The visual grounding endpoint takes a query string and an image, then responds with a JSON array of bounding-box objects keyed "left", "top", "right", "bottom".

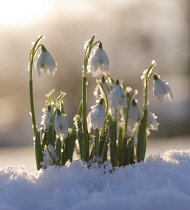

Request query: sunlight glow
[{"left": 0, "top": 0, "right": 52, "bottom": 25}]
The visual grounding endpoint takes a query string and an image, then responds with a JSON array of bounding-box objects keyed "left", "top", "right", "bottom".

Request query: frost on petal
[
  {"left": 88, "top": 47, "right": 109, "bottom": 77},
  {"left": 41, "top": 112, "right": 52, "bottom": 130},
  {"left": 88, "top": 104, "right": 106, "bottom": 130},
  {"left": 110, "top": 85, "right": 126, "bottom": 110},
  {"left": 147, "top": 111, "right": 159, "bottom": 131},
  {"left": 93, "top": 84, "right": 101, "bottom": 99},
  {"left": 54, "top": 115, "right": 68, "bottom": 139}
]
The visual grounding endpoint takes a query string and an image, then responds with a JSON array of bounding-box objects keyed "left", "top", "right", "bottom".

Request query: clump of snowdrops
[{"left": 28, "top": 35, "right": 173, "bottom": 170}]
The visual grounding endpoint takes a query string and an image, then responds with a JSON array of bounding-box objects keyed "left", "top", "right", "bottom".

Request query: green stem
[
  {"left": 82, "top": 35, "right": 96, "bottom": 162},
  {"left": 109, "top": 115, "right": 117, "bottom": 167},
  {"left": 137, "top": 62, "right": 155, "bottom": 162},
  {"left": 95, "top": 129, "right": 99, "bottom": 157},
  {"left": 29, "top": 60, "right": 37, "bottom": 134},
  {"left": 56, "top": 138, "right": 61, "bottom": 166},
  {"left": 118, "top": 126, "right": 124, "bottom": 166},
  {"left": 29, "top": 36, "right": 44, "bottom": 170},
  {"left": 34, "top": 130, "right": 43, "bottom": 170},
  {"left": 82, "top": 76, "right": 89, "bottom": 161}
]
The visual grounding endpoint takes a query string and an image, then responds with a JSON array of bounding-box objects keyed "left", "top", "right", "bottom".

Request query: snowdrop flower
[
  {"left": 128, "top": 100, "right": 142, "bottom": 127},
  {"left": 147, "top": 111, "right": 159, "bottom": 131},
  {"left": 41, "top": 106, "right": 52, "bottom": 130},
  {"left": 153, "top": 74, "right": 173, "bottom": 103},
  {"left": 36, "top": 45, "right": 57, "bottom": 76},
  {"left": 88, "top": 43, "right": 109, "bottom": 77},
  {"left": 110, "top": 80, "right": 126, "bottom": 110},
  {"left": 54, "top": 109, "right": 68, "bottom": 139},
  {"left": 87, "top": 98, "right": 106, "bottom": 131}
]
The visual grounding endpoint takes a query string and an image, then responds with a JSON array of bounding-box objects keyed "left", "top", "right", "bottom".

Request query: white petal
[
  {"left": 153, "top": 79, "right": 166, "bottom": 103},
  {"left": 110, "top": 85, "right": 126, "bottom": 109},
  {"left": 36, "top": 51, "right": 57, "bottom": 76},
  {"left": 128, "top": 106, "right": 142, "bottom": 126},
  {"left": 88, "top": 47, "right": 109, "bottom": 77},
  {"left": 165, "top": 83, "right": 173, "bottom": 101},
  {"left": 154, "top": 78, "right": 173, "bottom": 103},
  {"left": 54, "top": 115, "right": 68, "bottom": 139},
  {"left": 147, "top": 111, "right": 159, "bottom": 131},
  {"left": 87, "top": 104, "right": 106, "bottom": 130},
  {"left": 92, "top": 68, "right": 103, "bottom": 77}
]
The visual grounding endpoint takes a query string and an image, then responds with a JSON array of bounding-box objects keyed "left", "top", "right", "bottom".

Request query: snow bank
[{"left": 0, "top": 149, "right": 190, "bottom": 210}]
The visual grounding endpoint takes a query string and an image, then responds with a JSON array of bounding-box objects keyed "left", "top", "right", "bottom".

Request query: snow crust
[{"left": 1, "top": 149, "right": 190, "bottom": 210}]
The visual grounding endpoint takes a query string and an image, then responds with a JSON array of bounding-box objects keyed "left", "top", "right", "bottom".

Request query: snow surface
[{"left": 0, "top": 149, "right": 190, "bottom": 210}]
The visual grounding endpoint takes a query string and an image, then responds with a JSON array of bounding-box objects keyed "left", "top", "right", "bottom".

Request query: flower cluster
[{"left": 28, "top": 35, "right": 173, "bottom": 170}]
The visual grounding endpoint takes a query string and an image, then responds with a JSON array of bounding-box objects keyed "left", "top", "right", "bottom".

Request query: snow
[{"left": 1, "top": 150, "right": 190, "bottom": 210}]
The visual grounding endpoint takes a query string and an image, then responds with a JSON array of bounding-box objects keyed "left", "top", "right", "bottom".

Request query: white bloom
[
  {"left": 128, "top": 100, "right": 142, "bottom": 127},
  {"left": 87, "top": 101, "right": 106, "bottom": 131},
  {"left": 54, "top": 111, "right": 68, "bottom": 139},
  {"left": 36, "top": 46, "right": 57, "bottom": 76},
  {"left": 88, "top": 44, "right": 109, "bottom": 77},
  {"left": 147, "top": 111, "right": 159, "bottom": 131},
  {"left": 153, "top": 75, "right": 173, "bottom": 103},
  {"left": 41, "top": 111, "right": 52, "bottom": 130},
  {"left": 110, "top": 81, "right": 126, "bottom": 110}
]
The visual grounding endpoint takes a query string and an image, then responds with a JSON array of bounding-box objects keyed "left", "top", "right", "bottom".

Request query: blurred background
[{"left": 0, "top": 0, "right": 189, "bottom": 169}]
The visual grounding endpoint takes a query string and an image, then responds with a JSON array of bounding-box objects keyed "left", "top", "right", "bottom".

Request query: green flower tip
[
  {"left": 56, "top": 109, "right": 62, "bottom": 115},
  {"left": 99, "top": 98, "right": 104, "bottom": 105},
  {"left": 116, "top": 80, "right": 120, "bottom": 85},
  {"left": 41, "top": 45, "right": 47, "bottom": 52},
  {"left": 38, "top": 35, "right": 45, "bottom": 39},
  {"left": 132, "top": 99, "right": 137, "bottom": 106},
  {"left": 48, "top": 105, "right": 52, "bottom": 112},
  {"left": 98, "top": 42, "right": 103, "bottom": 49},
  {"left": 101, "top": 75, "right": 105, "bottom": 83},
  {"left": 153, "top": 74, "right": 160, "bottom": 81}
]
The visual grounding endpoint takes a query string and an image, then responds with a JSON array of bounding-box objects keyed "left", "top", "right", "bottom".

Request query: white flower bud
[
  {"left": 36, "top": 46, "right": 57, "bottom": 76},
  {"left": 128, "top": 100, "right": 142, "bottom": 127},
  {"left": 110, "top": 81, "right": 126, "bottom": 110},
  {"left": 87, "top": 100, "right": 106, "bottom": 131},
  {"left": 147, "top": 111, "right": 159, "bottom": 131},
  {"left": 153, "top": 74, "right": 173, "bottom": 103},
  {"left": 54, "top": 110, "right": 68, "bottom": 139},
  {"left": 87, "top": 43, "right": 109, "bottom": 77}
]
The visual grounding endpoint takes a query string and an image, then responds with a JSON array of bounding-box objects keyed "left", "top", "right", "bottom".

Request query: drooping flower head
[
  {"left": 54, "top": 109, "right": 68, "bottom": 139},
  {"left": 110, "top": 80, "right": 126, "bottom": 110},
  {"left": 36, "top": 45, "right": 57, "bottom": 76},
  {"left": 88, "top": 42, "right": 109, "bottom": 77},
  {"left": 153, "top": 74, "right": 173, "bottom": 103},
  {"left": 128, "top": 99, "right": 142, "bottom": 127},
  {"left": 87, "top": 98, "right": 106, "bottom": 131}
]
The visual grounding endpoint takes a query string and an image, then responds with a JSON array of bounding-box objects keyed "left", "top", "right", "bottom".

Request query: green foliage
[{"left": 29, "top": 36, "right": 163, "bottom": 170}]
